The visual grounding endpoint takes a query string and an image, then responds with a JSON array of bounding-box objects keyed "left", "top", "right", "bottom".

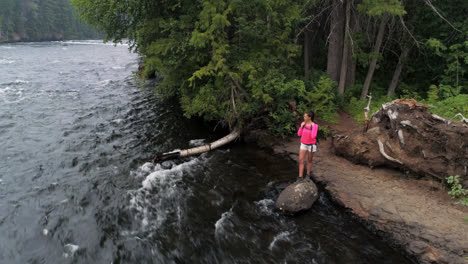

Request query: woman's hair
[{"left": 306, "top": 111, "right": 315, "bottom": 121}]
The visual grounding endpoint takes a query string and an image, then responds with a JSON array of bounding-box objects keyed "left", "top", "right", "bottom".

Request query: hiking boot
[{"left": 296, "top": 176, "right": 304, "bottom": 182}]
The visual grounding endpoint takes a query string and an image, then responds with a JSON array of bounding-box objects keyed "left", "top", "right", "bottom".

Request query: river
[{"left": 0, "top": 41, "right": 414, "bottom": 263}]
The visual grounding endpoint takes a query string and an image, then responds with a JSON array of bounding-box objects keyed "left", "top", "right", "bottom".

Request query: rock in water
[{"left": 275, "top": 179, "right": 319, "bottom": 213}]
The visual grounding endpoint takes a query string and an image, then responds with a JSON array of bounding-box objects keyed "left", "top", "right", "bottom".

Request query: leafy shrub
[
  {"left": 302, "top": 72, "right": 338, "bottom": 123},
  {"left": 343, "top": 95, "right": 394, "bottom": 122},
  {"left": 425, "top": 94, "right": 468, "bottom": 119},
  {"left": 343, "top": 84, "right": 363, "bottom": 102},
  {"left": 399, "top": 82, "right": 424, "bottom": 101},
  {"left": 446, "top": 175, "right": 468, "bottom": 207}
]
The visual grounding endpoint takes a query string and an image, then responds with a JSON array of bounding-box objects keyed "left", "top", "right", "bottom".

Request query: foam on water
[
  {"left": 140, "top": 157, "right": 201, "bottom": 189},
  {"left": 0, "top": 86, "right": 25, "bottom": 103},
  {"left": 63, "top": 244, "right": 79, "bottom": 258},
  {"left": 0, "top": 59, "right": 14, "bottom": 64},
  {"left": 254, "top": 198, "right": 275, "bottom": 215},
  {"left": 214, "top": 209, "right": 234, "bottom": 240},
  {"left": 268, "top": 231, "right": 291, "bottom": 250},
  {"left": 97, "top": 80, "right": 113, "bottom": 87},
  {"left": 189, "top": 139, "right": 206, "bottom": 147},
  {"left": 1, "top": 79, "right": 30, "bottom": 86},
  {"left": 127, "top": 156, "right": 207, "bottom": 233},
  {"left": 111, "top": 119, "right": 124, "bottom": 124}
]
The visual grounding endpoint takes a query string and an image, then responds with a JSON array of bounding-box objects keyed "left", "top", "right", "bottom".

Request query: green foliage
[
  {"left": 71, "top": 0, "right": 467, "bottom": 138},
  {"left": 358, "top": 0, "right": 406, "bottom": 16},
  {"left": 302, "top": 73, "right": 338, "bottom": 123},
  {"left": 73, "top": 0, "right": 307, "bottom": 135},
  {"left": 317, "top": 125, "right": 331, "bottom": 139},
  {"left": 399, "top": 83, "right": 424, "bottom": 101},
  {"left": 425, "top": 94, "right": 468, "bottom": 119},
  {"left": 426, "top": 38, "right": 447, "bottom": 56},
  {"left": 464, "top": 215, "right": 468, "bottom": 225},
  {"left": 446, "top": 176, "right": 468, "bottom": 207},
  {"left": 343, "top": 96, "right": 394, "bottom": 122},
  {"left": 427, "top": 38, "right": 468, "bottom": 90}
]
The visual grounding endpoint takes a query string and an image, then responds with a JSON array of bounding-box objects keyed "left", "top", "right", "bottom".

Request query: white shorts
[{"left": 300, "top": 143, "right": 317, "bottom": 152}]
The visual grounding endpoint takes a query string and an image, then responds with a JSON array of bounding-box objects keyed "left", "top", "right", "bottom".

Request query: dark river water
[{"left": 0, "top": 41, "right": 414, "bottom": 264}]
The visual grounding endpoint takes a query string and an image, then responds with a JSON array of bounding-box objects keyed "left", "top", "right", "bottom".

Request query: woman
[{"left": 297, "top": 111, "right": 318, "bottom": 180}]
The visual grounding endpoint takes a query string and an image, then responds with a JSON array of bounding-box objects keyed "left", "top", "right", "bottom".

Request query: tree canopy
[{"left": 72, "top": 0, "right": 468, "bottom": 136}]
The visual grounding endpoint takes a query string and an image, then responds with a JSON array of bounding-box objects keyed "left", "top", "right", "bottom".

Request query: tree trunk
[
  {"left": 360, "top": 15, "right": 388, "bottom": 99},
  {"left": 338, "top": 0, "right": 351, "bottom": 95},
  {"left": 304, "top": 28, "right": 311, "bottom": 78},
  {"left": 346, "top": 7, "right": 359, "bottom": 89},
  {"left": 346, "top": 44, "right": 356, "bottom": 88},
  {"left": 387, "top": 46, "right": 410, "bottom": 96},
  {"left": 152, "top": 129, "right": 241, "bottom": 162},
  {"left": 327, "top": 0, "right": 345, "bottom": 82}
]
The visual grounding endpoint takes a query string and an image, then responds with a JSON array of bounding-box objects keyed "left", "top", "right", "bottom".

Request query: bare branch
[
  {"left": 399, "top": 16, "right": 421, "bottom": 48},
  {"left": 296, "top": 4, "right": 333, "bottom": 43},
  {"left": 229, "top": 73, "right": 248, "bottom": 97},
  {"left": 422, "top": 0, "right": 462, "bottom": 33}
]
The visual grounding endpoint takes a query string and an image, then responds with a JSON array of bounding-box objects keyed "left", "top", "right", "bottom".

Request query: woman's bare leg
[
  {"left": 299, "top": 149, "right": 307, "bottom": 177},
  {"left": 306, "top": 151, "right": 314, "bottom": 176}
]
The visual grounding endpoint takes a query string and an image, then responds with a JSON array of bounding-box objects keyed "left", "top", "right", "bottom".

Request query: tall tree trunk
[
  {"left": 327, "top": 0, "right": 345, "bottom": 82},
  {"left": 338, "top": 0, "right": 351, "bottom": 95},
  {"left": 360, "top": 15, "right": 388, "bottom": 99},
  {"left": 387, "top": 46, "right": 410, "bottom": 96},
  {"left": 346, "top": 6, "right": 359, "bottom": 89},
  {"left": 346, "top": 44, "right": 356, "bottom": 88},
  {"left": 304, "top": 28, "right": 311, "bottom": 78}
]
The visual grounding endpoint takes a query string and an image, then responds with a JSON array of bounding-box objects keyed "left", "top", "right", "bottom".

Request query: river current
[{"left": 0, "top": 41, "right": 414, "bottom": 263}]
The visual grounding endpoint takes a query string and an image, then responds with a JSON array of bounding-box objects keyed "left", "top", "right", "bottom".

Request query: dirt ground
[{"left": 273, "top": 113, "right": 468, "bottom": 264}]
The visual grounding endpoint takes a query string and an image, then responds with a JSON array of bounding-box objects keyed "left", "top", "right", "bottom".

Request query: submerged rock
[{"left": 275, "top": 178, "right": 319, "bottom": 213}]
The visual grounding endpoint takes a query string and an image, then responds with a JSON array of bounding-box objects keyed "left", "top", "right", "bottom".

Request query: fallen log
[{"left": 151, "top": 128, "right": 241, "bottom": 163}]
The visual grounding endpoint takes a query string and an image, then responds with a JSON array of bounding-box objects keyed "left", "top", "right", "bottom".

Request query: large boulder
[
  {"left": 275, "top": 178, "right": 319, "bottom": 213},
  {"left": 333, "top": 99, "right": 468, "bottom": 186}
]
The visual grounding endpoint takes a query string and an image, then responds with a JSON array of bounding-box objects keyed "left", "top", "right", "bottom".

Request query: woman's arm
[
  {"left": 298, "top": 122, "right": 305, "bottom": 136},
  {"left": 310, "top": 124, "right": 318, "bottom": 139}
]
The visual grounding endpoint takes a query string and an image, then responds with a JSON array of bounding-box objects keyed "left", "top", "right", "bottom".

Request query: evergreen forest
[
  {"left": 0, "top": 0, "right": 101, "bottom": 42},
  {"left": 73, "top": 0, "right": 468, "bottom": 136}
]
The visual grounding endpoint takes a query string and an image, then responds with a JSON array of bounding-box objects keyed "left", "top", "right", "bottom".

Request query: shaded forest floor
[{"left": 273, "top": 112, "right": 468, "bottom": 264}]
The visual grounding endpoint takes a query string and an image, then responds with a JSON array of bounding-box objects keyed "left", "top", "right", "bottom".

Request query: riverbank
[{"left": 269, "top": 115, "right": 468, "bottom": 264}]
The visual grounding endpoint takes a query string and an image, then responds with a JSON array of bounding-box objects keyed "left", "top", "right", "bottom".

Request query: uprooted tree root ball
[{"left": 332, "top": 99, "right": 468, "bottom": 187}]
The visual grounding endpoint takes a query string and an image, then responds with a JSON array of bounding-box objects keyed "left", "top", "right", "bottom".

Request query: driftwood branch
[
  {"left": 378, "top": 139, "right": 403, "bottom": 164},
  {"left": 450, "top": 113, "right": 468, "bottom": 124},
  {"left": 364, "top": 94, "right": 372, "bottom": 132},
  {"left": 152, "top": 129, "right": 241, "bottom": 162}
]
